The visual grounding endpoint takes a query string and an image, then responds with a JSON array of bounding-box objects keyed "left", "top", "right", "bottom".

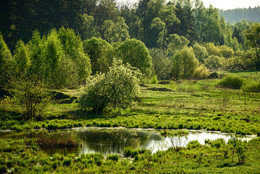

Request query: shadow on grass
[
  {"left": 65, "top": 110, "right": 116, "bottom": 120},
  {"left": 0, "top": 108, "right": 22, "bottom": 121}
]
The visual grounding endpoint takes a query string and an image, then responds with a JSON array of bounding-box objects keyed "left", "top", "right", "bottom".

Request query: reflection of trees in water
[
  {"left": 41, "top": 146, "right": 80, "bottom": 156},
  {"left": 77, "top": 129, "right": 151, "bottom": 155}
]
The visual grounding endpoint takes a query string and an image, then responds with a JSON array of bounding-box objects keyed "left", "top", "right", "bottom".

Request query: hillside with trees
[{"left": 220, "top": 6, "right": 260, "bottom": 23}]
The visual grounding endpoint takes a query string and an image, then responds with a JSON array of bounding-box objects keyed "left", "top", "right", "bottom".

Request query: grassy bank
[{"left": 1, "top": 71, "right": 259, "bottom": 135}]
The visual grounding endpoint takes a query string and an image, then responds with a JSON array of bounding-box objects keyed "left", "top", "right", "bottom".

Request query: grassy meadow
[{"left": 0, "top": 71, "right": 260, "bottom": 173}]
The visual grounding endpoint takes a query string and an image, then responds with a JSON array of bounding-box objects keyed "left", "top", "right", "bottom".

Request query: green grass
[{"left": 0, "top": 71, "right": 260, "bottom": 173}]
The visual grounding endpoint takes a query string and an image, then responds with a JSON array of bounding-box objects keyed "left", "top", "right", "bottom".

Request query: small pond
[{"left": 42, "top": 128, "right": 255, "bottom": 156}]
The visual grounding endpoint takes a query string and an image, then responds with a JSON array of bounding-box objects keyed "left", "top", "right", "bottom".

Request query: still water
[{"left": 43, "top": 128, "right": 254, "bottom": 156}]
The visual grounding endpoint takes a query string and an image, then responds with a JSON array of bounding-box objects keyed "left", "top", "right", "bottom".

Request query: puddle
[{"left": 40, "top": 128, "right": 255, "bottom": 156}]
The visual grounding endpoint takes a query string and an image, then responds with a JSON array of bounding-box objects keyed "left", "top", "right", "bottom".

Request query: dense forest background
[
  {"left": 0, "top": 0, "right": 259, "bottom": 50},
  {"left": 0, "top": 0, "right": 259, "bottom": 91}
]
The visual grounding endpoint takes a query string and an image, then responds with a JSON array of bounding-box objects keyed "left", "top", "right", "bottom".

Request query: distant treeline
[{"left": 220, "top": 6, "right": 260, "bottom": 24}]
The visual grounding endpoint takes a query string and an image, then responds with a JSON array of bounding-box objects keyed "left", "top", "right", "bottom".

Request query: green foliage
[
  {"left": 228, "top": 137, "right": 247, "bottom": 164},
  {"left": 167, "top": 34, "right": 189, "bottom": 53},
  {"left": 107, "top": 155, "right": 119, "bottom": 162},
  {"left": 149, "top": 48, "right": 171, "bottom": 80},
  {"left": 171, "top": 47, "right": 199, "bottom": 80},
  {"left": 13, "top": 40, "right": 31, "bottom": 76},
  {"left": 28, "top": 30, "right": 45, "bottom": 81},
  {"left": 193, "top": 64, "right": 210, "bottom": 79},
  {"left": 205, "top": 43, "right": 221, "bottom": 56},
  {"left": 193, "top": 43, "right": 208, "bottom": 63},
  {"left": 124, "top": 147, "right": 141, "bottom": 158},
  {"left": 205, "top": 55, "right": 222, "bottom": 70},
  {"left": 8, "top": 77, "right": 51, "bottom": 120},
  {"left": 244, "top": 23, "right": 260, "bottom": 70},
  {"left": 219, "top": 45, "right": 234, "bottom": 58},
  {"left": 217, "top": 75, "right": 244, "bottom": 89},
  {"left": 242, "top": 81, "right": 260, "bottom": 93},
  {"left": 63, "top": 158, "right": 72, "bottom": 166},
  {"left": 157, "top": 4, "right": 180, "bottom": 50},
  {"left": 79, "top": 59, "right": 141, "bottom": 113},
  {"left": 206, "top": 139, "right": 226, "bottom": 148},
  {"left": 115, "top": 38, "right": 153, "bottom": 77},
  {"left": 101, "top": 17, "right": 130, "bottom": 43},
  {"left": 0, "top": 33, "right": 14, "bottom": 88},
  {"left": 43, "top": 29, "right": 63, "bottom": 88},
  {"left": 187, "top": 140, "right": 202, "bottom": 149},
  {"left": 58, "top": 27, "right": 92, "bottom": 85},
  {"left": 83, "top": 37, "right": 113, "bottom": 74},
  {"left": 78, "top": 13, "right": 100, "bottom": 40}
]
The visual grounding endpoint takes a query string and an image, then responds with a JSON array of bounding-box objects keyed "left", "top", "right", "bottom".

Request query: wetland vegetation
[{"left": 1, "top": 0, "right": 260, "bottom": 173}]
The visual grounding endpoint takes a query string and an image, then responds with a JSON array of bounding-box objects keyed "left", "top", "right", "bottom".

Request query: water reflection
[{"left": 41, "top": 128, "right": 255, "bottom": 156}]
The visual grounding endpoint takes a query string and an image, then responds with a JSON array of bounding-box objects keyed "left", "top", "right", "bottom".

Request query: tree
[
  {"left": 115, "top": 38, "right": 153, "bottom": 77},
  {"left": 156, "top": 4, "right": 180, "bottom": 50},
  {"left": 78, "top": 13, "right": 100, "bottom": 40},
  {"left": 205, "top": 43, "right": 221, "bottom": 56},
  {"left": 83, "top": 37, "right": 113, "bottom": 74},
  {"left": 169, "top": 0, "right": 197, "bottom": 44},
  {"left": 79, "top": 59, "right": 141, "bottom": 113},
  {"left": 8, "top": 77, "right": 51, "bottom": 120},
  {"left": 193, "top": 43, "right": 208, "bottom": 63},
  {"left": 43, "top": 29, "right": 63, "bottom": 88},
  {"left": 13, "top": 40, "right": 31, "bottom": 76},
  {"left": 194, "top": 3, "right": 224, "bottom": 44},
  {"left": 219, "top": 45, "right": 234, "bottom": 58},
  {"left": 28, "top": 30, "right": 45, "bottom": 81},
  {"left": 0, "top": 33, "right": 14, "bottom": 88},
  {"left": 58, "top": 27, "right": 92, "bottom": 85},
  {"left": 171, "top": 47, "right": 198, "bottom": 80},
  {"left": 244, "top": 23, "right": 260, "bottom": 70},
  {"left": 167, "top": 34, "right": 189, "bottom": 54},
  {"left": 205, "top": 55, "right": 222, "bottom": 70},
  {"left": 101, "top": 17, "right": 130, "bottom": 43},
  {"left": 149, "top": 48, "right": 171, "bottom": 80}
]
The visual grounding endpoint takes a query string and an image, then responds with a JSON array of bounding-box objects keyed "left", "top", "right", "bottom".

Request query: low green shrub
[
  {"left": 107, "top": 155, "right": 119, "bottom": 162},
  {"left": 187, "top": 140, "right": 202, "bottom": 149},
  {"left": 208, "top": 139, "right": 226, "bottom": 148},
  {"left": 0, "top": 165, "right": 7, "bottom": 173},
  {"left": 217, "top": 75, "right": 244, "bottom": 89},
  {"left": 242, "top": 81, "right": 260, "bottom": 93},
  {"left": 63, "top": 158, "right": 72, "bottom": 166}
]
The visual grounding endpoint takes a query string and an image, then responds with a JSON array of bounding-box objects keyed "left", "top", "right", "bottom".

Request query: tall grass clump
[
  {"left": 242, "top": 81, "right": 260, "bottom": 93},
  {"left": 217, "top": 75, "right": 244, "bottom": 89},
  {"left": 36, "top": 131, "right": 80, "bottom": 148}
]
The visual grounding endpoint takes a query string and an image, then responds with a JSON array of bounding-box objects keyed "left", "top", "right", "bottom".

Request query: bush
[
  {"left": 242, "top": 81, "right": 260, "bottom": 93},
  {"left": 8, "top": 77, "right": 52, "bottom": 120},
  {"left": 208, "top": 139, "right": 225, "bottom": 148},
  {"left": 217, "top": 75, "right": 244, "bottom": 89},
  {"left": 107, "top": 155, "right": 119, "bottom": 162},
  {"left": 115, "top": 39, "right": 153, "bottom": 77},
  {"left": 205, "top": 55, "right": 222, "bottom": 70},
  {"left": 63, "top": 158, "right": 72, "bottom": 166},
  {"left": 193, "top": 65, "right": 210, "bottom": 79},
  {"left": 187, "top": 140, "right": 202, "bottom": 149},
  {"left": 79, "top": 59, "right": 141, "bottom": 113},
  {"left": 149, "top": 48, "right": 172, "bottom": 80}
]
